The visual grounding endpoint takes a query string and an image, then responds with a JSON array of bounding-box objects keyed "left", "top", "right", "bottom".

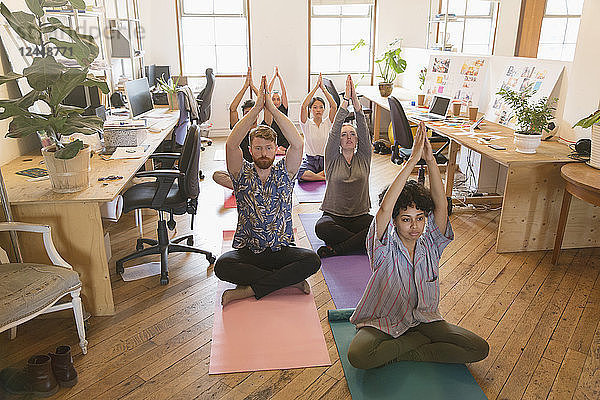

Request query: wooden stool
[{"left": 552, "top": 163, "right": 600, "bottom": 264}]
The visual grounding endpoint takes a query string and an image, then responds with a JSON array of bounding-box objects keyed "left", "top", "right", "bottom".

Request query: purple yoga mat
[
  {"left": 294, "top": 181, "right": 327, "bottom": 203},
  {"left": 299, "top": 213, "right": 372, "bottom": 309}
]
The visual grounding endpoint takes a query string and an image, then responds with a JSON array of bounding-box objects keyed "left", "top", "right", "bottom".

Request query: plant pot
[
  {"left": 513, "top": 132, "right": 542, "bottom": 154},
  {"left": 42, "top": 144, "right": 91, "bottom": 193},
  {"left": 168, "top": 92, "right": 177, "bottom": 111},
  {"left": 378, "top": 82, "right": 393, "bottom": 97},
  {"left": 591, "top": 123, "right": 600, "bottom": 169}
]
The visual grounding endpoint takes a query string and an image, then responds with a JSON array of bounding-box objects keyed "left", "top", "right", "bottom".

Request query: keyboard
[
  {"left": 413, "top": 113, "right": 446, "bottom": 121},
  {"left": 147, "top": 119, "right": 175, "bottom": 132}
]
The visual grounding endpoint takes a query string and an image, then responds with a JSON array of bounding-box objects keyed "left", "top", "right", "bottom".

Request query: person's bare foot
[
  {"left": 221, "top": 285, "right": 255, "bottom": 306},
  {"left": 291, "top": 280, "right": 311, "bottom": 294}
]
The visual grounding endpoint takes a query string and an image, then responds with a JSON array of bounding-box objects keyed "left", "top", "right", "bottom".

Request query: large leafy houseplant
[
  {"left": 375, "top": 38, "right": 407, "bottom": 84},
  {"left": 573, "top": 109, "right": 600, "bottom": 129},
  {"left": 496, "top": 85, "right": 556, "bottom": 135},
  {"left": 0, "top": 0, "right": 109, "bottom": 160}
]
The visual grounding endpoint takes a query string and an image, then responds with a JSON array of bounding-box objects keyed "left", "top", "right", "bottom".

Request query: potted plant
[
  {"left": 0, "top": 0, "right": 109, "bottom": 193},
  {"left": 418, "top": 67, "right": 427, "bottom": 91},
  {"left": 156, "top": 75, "right": 180, "bottom": 111},
  {"left": 574, "top": 109, "right": 600, "bottom": 168},
  {"left": 375, "top": 38, "right": 406, "bottom": 97},
  {"left": 497, "top": 85, "right": 557, "bottom": 154}
]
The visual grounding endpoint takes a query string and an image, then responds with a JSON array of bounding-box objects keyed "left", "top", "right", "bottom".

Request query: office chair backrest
[
  {"left": 178, "top": 124, "right": 201, "bottom": 200},
  {"left": 197, "top": 68, "right": 215, "bottom": 124},
  {"left": 322, "top": 77, "right": 340, "bottom": 107},
  {"left": 174, "top": 90, "right": 190, "bottom": 146},
  {"left": 388, "top": 96, "right": 414, "bottom": 149}
]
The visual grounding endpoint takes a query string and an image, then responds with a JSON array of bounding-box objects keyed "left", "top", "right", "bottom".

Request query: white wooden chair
[{"left": 0, "top": 222, "right": 88, "bottom": 354}]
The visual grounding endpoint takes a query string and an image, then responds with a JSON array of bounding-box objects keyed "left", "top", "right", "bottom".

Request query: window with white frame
[
  {"left": 434, "top": 0, "right": 498, "bottom": 55},
  {"left": 310, "top": 1, "right": 374, "bottom": 74},
  {"left": 179, "top": 0, "right": 249, "bottom": 76},
  {"left": 537, "top": 0, "right": 582, "bottom": 61}
]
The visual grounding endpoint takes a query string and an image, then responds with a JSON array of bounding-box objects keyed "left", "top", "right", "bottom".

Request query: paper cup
[{"left": 468, "top": 106, "right": 479, "bottom": 121}]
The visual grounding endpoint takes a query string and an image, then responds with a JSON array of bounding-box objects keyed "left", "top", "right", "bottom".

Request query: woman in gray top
[{"left": 315, "top": 75, "right": 373, "bottom": 258}]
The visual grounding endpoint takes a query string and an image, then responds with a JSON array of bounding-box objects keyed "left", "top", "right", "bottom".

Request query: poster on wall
[
  {"left": 485, "top": 63, "right": 564, "bottom": 129},
  {"left": 423, "top": 55, "right": 488, "bottom": 108}
]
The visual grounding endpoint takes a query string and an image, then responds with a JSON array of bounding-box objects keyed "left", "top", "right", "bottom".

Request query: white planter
[
  {"left": 591, "top": 124, "right": 600, "bottom": 169},
  {"left": 514, "top": 132, "right": 542, "bottom": 154},
  {"left": 42, "top": 144, "right": 91, "bottom": 193}
]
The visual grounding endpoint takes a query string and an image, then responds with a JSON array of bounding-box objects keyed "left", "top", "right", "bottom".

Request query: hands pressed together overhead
[
  {"left": 343, "top": 74, "right": 361, "bottom": 111},
  {"left": 254, "top": 75, "right": 277, "bottom": 113},
  {"left": 408, "top": 122, "right": 435, "bottom": 164}
]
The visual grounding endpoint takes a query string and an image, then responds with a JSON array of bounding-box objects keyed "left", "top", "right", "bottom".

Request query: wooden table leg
[
  {"left": 445, "top": 140, "right": 460, "bottom": 198},
  {"left": 373, "top": 103, "right": 381, "bottom": 142},
  {"left": 552, "top": 187, "right": 573, "bottom": 265}
]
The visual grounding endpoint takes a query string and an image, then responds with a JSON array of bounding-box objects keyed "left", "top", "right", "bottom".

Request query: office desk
[
  {"left": 1, "top": 111, "right": 179, "bottom": 315},
  {"left": 357, "top": 85, "right": 600, "bottom": 253}
]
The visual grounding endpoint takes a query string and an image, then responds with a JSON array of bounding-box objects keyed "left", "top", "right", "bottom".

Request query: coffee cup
[
  {"left": 417, "top": 94, "right": 425, "bottom": 107},
  {"left": 452, "top": 102, "right": 461, "bottom": 116},
  {"left": 468, "top": 106, "right": 478, "bottom": 121}
]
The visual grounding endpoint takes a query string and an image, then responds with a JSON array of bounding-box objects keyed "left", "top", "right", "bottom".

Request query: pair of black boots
[{"left": 0, "top": 345, "right": 78, "bottom": 398}]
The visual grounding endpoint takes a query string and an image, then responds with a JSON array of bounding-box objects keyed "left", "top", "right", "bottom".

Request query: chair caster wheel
[
  {"left": 160, "top": 275, "right": 169, "bottom": 285},
  {"left": 187, "top": 237, "right": 194, "bottom": 246},
  {"left": 208, "top": 255, "right": 216, "bottom": 264},
  {"left": 167, "top": 220, "right": 176, "bottom": 230},
  {"left": 136, "top": 241, "right": 144, "bottom": 251},
  {"left": 116, "top": 263, "right": 124, "bottom": 274}
]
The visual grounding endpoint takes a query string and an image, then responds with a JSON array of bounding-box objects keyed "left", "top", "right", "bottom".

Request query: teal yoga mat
[{"left": 328, "top": 309, "right": 487, "bottom": 400}]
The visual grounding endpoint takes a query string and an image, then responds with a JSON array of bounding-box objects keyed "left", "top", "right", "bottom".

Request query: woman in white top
[{"left": 298, "top": 73, "right": 337, "bottom": 181}]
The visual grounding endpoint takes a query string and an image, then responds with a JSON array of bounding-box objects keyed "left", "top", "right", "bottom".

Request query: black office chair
[
  {"left": 322, "top": 77, "right": 372, "bottom": 125},
  {"left": 388, "top": 96, "right": 450, "bottom": 183},
  {"left": 196, "top": 68, "right": 215, "bottom": 125},
  {"left": 116, "top": 125, "right": 216, "bottom": 285}
]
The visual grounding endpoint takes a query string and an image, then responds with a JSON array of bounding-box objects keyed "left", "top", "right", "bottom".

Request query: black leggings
[
  {"left": 314, "top": 212, "right": 373, "bottom": 255},
  {"left": 214, "top": 246, "right": 321, "bottom": 299}
]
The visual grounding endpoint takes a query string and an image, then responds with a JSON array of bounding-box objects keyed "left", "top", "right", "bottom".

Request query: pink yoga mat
[
  {"left": 294, "top": 181, "right": 326, "bottom": 203},
  {"left": 298, "top": 212, "right": 372, "bottom": 309},
  {"left": 224, "top": 190, "right": 237, "bottom": 208},
  {"left": 210, "top": 231, "right": 330, "bottom": 374},
  {"left": 209, "top": 282, "right": 331, "bottom": 374}
]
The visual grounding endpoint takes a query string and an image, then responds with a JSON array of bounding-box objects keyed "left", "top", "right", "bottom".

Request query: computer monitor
[
  {"left": 63, "top": 85, "right": 101, "bottom": 115},
  {"left": 154, "top": 65, "right": 170, "bottom": 84},
  {"left": 428, "top": 95, "right": 451, "bottom": 117},
  {"left": 125, "top": 78, "right": 154, "bottom": 118},
  {"left": 145, "top": 65, "right": 156, "bottom": 87}
]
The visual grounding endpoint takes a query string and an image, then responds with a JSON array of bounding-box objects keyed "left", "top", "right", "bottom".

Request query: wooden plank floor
[{"left": 2, "top": 137, "right": 599, "bottom": 400}]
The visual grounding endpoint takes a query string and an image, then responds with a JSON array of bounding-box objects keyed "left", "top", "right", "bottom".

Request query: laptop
[{"left": 413, "top": 95, "right": 451, "bottom": 121}]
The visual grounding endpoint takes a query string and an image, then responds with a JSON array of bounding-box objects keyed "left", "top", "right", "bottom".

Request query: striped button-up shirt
[{"left": 350, "top": 212, "right": 453, "bottom": 338}]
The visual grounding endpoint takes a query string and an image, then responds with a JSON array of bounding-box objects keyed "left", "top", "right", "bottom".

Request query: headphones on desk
[{"left": 572, "top": 139, "right": 591, "bottom": 157}]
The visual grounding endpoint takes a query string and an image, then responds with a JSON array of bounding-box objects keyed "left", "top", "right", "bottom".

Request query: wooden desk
[
  {"left": 552, "top": 163, "right": 600, "bottom": 264},
  {"left": 357, "top": 85, "right": 600, "bottom": 253},
  {"left": 1, "top": 111, "right": 179, "bottom": 315}
]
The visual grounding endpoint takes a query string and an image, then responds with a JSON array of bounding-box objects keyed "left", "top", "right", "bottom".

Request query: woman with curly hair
[{"left": 346, "top": 124, "right": 489, "bottom": 369}]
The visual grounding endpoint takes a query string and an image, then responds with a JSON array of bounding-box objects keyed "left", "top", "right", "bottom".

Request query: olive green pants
[{"left": 347, "top": 320, "right": 489, "bottom": 370}]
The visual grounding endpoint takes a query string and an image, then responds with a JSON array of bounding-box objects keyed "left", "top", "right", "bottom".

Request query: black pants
[
  {"left": 315, "top": 212, "right": 374, "bottom": 255},
  {"left": 214, "top": 246, "right": 321, "bottom": 299}
]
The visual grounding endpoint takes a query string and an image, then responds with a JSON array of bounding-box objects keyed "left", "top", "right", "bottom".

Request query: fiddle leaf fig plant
[
  {"left": 0, "top": 0, "right": 109, "bottom": 159},
  {"left": 375, "top": 38, "right": 407, "bottom": 84},
  {"left": 573, "top": 110, "right": 600, "bottom": 129},
  {"left": 497, "top": 84, "right": 557, "bottom": 135}
]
